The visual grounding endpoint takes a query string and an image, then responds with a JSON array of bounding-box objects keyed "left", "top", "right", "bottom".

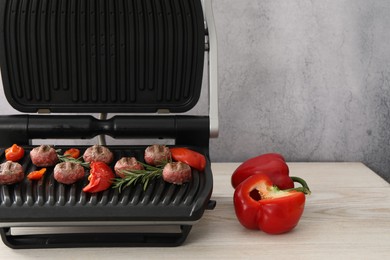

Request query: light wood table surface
[{"left": 0, "top": 162, "right": 389, "bottom": 259}]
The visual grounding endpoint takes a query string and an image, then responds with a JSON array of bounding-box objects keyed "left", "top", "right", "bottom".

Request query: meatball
[
  {"left": 0, "top": 161, "right": 25, "bottom": 185},
  {"left": 54, "top": 161, "right": 85, "bottom": 185},
  {"left": 162, "top": 162, "right": 192, "bottom": 185},
  {"left": 114, "top": 157, "right": 144, "bottom": 178},
  {"left": 30, "top": 145, "right": 59, "bottom": 167},
  {"left": 144, "top": 144, "right": 171, "bottom": 166},
  {"left": 83, "top": 145, "right": 113, "bottom": 164}
]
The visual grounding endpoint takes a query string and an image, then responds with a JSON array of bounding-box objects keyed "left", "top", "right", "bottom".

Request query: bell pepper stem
[{"left": 287, "top": 176, "right": 312, "bottom": 195}]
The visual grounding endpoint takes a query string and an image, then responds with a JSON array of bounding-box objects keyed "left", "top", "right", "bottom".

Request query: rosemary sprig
[
  {"left": 56, "top": 149, "right": 90, "bottom": 168},
  {"left": 112, "top": 162, "right": 166, "bottom": 192}
]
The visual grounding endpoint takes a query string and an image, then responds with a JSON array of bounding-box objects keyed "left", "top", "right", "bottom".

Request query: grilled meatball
[
  {"left": 30, "top": 145, "right": 59, "bottom": 167},
  {"left": 114, "top": 157, "right": 144, "bottom": 178},
  {"left": 83, "top": 145, "right": 113, "bottom": 164},
  {"left": 0, "top": 161, "right": 25, "bottom": 185},
  {"left": 162, "top": 162, "right": 192, "bottom": 185},
  {"left": 144, "top": 144, "right": 171, "bottom": 166},
  {"left": 54, "top": 161, "right": 85, "bottom": 185}
]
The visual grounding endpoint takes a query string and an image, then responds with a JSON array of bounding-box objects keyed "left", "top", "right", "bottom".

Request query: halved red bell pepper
[
  {"left": 232, "top": 153, "right": 294, "bottom": 190},
  {"left": 83, "top": 162, "right": 115, "bottom": 193},
  {"left": 170, "top": 147, "right": 206, "bottom": 172},
  {"left": 233, "top": 174, "right": 310, "bottom": 234}
]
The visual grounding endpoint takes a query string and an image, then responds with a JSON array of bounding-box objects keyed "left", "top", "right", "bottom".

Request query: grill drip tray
[{"left": 0, "top": 145, "right": 215, "bottom": 248}]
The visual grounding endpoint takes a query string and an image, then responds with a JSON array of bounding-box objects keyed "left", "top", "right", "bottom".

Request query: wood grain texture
[{"left": 0, "top": 162, "right": 389, "bottom": 259}]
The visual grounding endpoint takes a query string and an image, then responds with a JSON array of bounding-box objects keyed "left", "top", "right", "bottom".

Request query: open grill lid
[{"left": 0, "top": 0, "right": 205, "bottom": 113}]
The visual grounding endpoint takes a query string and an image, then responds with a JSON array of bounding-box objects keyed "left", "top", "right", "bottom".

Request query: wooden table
[{"left": 0, "top": 162, "right": 389, "bottom": 259}]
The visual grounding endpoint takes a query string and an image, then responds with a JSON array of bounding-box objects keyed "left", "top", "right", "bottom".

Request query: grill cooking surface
[
  {"left": 0, "top": 145, "right": 213, "bottom": 225},
  {"left": 0, "top": 0, "right": 205, "bottom": 113}
]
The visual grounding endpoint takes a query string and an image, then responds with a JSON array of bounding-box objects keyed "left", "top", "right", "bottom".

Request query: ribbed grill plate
[
  {"left": 0, "top": 0, "right": 205, "bottom": 113},
  {"left": 0, "top": 146, "right": 213, "bottom": 225}
]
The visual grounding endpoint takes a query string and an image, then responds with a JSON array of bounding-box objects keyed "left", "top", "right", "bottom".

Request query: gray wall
[
  {"left": 1, "top": 0, "right": 390, "bottom": 182},
  {"left": 209, "top": 0, "right": 390, "bottom": 182}
]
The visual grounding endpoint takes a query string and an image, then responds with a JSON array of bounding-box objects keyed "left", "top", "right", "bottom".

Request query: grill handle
[{"left": 0, "top": 115, "right": 210, "bottom": 147}]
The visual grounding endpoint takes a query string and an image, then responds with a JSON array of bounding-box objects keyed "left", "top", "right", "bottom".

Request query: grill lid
[{"left": 0, "top": 0, "right": 205, "bottom": 113}]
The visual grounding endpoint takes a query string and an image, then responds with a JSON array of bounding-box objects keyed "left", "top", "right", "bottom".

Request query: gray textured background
[
  {"left": 1, "top": 0, "right": 390, "bottom": 182},
  {"left": 209, "top": 0, "right": 390, "bottom": 182}
]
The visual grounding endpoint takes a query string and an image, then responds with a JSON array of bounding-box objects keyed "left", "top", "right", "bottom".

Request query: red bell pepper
[
  {"left": 233, "top": 174, "right": 310, "bottom": 234},
  {"left": 5, "top": 144, "right": 25, "bottom": 162},
  {"left": 64, "top": 148, "right": 80, "bottom": 159},
  {"left": 170, "top": 147, "right": 206, "bottom": 172},
  {"left": 83, "top": 162, "right": 115, "bottom": 193},
  {"left": 27, "top": 168, "right": 47, "bottom": 181},
  {"left": 231, "top": 153, "right": 297, "bottom": 190}
]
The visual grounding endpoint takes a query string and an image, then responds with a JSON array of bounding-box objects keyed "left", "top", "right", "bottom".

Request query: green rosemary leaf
[
  {"left": 56, "top": 150, "right": 90, "bottom": 168},
  {"left": 143, "top": 179, "right": 149, "bottom": 191}
]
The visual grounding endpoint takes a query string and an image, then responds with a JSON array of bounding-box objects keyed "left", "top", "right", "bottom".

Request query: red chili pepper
[
  {"left": 5, "top": 144, "right": 25, "bottom": 162},
  {"left": 64, "top": 148, "right": 80, "bottom": 159},
  {"left": 83, "top": 162, "right": 115, "bottom": 193},
  {"left": 170, "top": 147, "right": 206, "bottom": 172},
  {"left": 27, "top": 168, "right": 47, "bottom": 181},
  {"left": 231, "top": 153, "right": 296, "bottom": 190},
  {"left": 233, "top": 174, "right": 310, "bottom": 234}
]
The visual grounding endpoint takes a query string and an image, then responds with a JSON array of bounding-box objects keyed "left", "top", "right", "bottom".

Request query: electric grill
[{"left": 0, "top": 0, "right": 219, "bottom": 248}]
